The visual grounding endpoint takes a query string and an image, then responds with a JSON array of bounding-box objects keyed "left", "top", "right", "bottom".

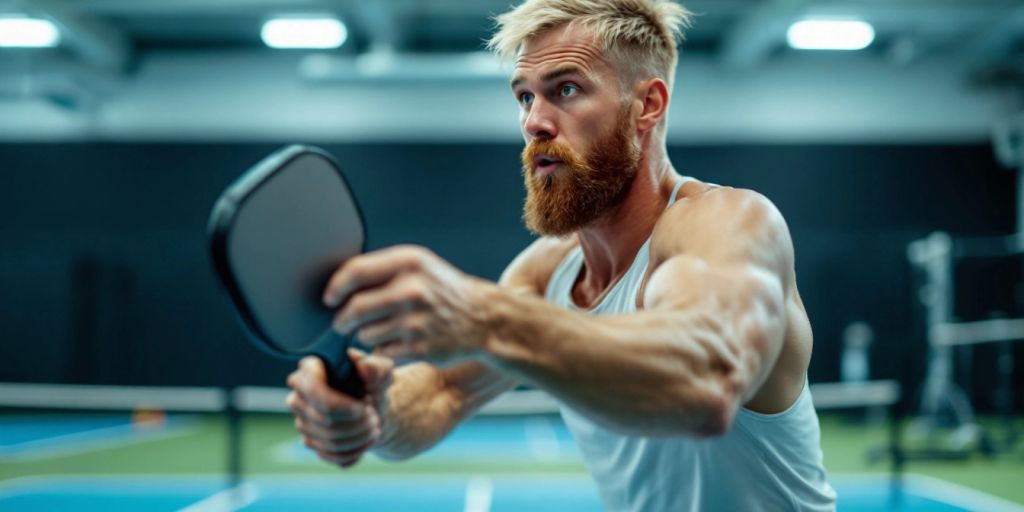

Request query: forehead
[{"left": 513, "top": 24, "right": 612, "bottom": 80}]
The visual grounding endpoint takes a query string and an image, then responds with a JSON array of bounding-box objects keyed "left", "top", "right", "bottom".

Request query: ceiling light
[
  {"left": 786, "top": 19, "right": 875, "bottom": 51},
  {"left": 0, "top": 17, "right": 60, "bottom": 48},
  {"left": 261, "top": 18, "right": 347, "bottom": 49}
]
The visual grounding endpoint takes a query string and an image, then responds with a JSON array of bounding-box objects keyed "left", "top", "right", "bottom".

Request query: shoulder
[
  {"left": 499, "top": 235, "right": 580, "bottom": 296},
  {"left": 650, "top": 185, "right": 793, "bottom": 280}
]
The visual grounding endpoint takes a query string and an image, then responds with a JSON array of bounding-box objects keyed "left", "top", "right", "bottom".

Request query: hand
[
  {"left": 323, "top": 245, "right": 494, "bottom": 364},
  {"left": 286, "top": 349, "right": 394, "bottom": 468}
]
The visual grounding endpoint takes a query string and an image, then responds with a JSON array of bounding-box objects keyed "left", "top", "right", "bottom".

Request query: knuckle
[
  {"left": 404, "top": 315, "right": 427, "bottom": 333},
  {"left": 406, "top": 245, "right": 433, "bottom": 259},
  {"left": 375, "top": 356, "right": 396, "bottom": 375},
  {"left": 404, "top": 284, "right": 426, "bottom": 303},
  {"left": 344, "top": 256, "right": 366, "bottom": 277},
  {"left": 305, "top": 388, "right": 326, "bottom": 409},
  {"left": 323, "top": 410, "right": 353, "bottom": 427},
  {"left": 349, "top": 295, "right": 371, "bottom": 317},
  {"left": 303, "top": 406, "right": 327, "bottom": 426},
  {"left": 413, "top": 341, "right": 430, "bottom": 358},
  {"left": 290, "top": 373, "right": 309, "bottom": 393},
  {"left": 322, "top": 390, "right": 357, "bottom": 411},
  {"left": 401, "top": 246, "right": 427, "bottom": 268},
  {"left": 405, "top": 340, "right": 424, "bottom": 357}
]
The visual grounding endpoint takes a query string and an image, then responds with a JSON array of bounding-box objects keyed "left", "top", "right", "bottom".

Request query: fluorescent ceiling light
[
  {"left": 261, "top": 18, "right": 347, "bottom": 49},
  {"left": 786, "top": 19, "right": 875, "bottom": 51},
  {"left": 0, "top": 17, "right": 60, "bottom": 48}
]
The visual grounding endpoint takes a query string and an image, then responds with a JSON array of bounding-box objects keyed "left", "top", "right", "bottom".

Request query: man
[{"left": 287, "top": 0, "right": 837, "bottom": 509}]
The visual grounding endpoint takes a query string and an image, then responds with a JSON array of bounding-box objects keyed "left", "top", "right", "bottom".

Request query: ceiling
[
  {"left": 0, "top": 0, "right": 1022, "bottom": 143},
  {"left": 1, "top": 0, "right": 1022, "bottom": 72}
]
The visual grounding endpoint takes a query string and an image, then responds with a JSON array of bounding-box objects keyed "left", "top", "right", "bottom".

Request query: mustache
[{"left": 521, "top": 139, "right": 585, "bottom": 173}]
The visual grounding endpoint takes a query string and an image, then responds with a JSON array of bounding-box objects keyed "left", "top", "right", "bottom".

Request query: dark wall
[{"left": 0, "top": 142, "right": 1018, "bottom": 408}]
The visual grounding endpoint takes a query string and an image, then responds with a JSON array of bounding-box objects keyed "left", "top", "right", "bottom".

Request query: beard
[{"left": 520, "top": 109, "right": 641, "bottom": 236}]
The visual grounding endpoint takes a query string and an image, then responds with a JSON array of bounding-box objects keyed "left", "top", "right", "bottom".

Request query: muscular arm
[
  {"left": 323, "top": 191, "right": 794, "bottom": 439},
  {"left": 367, "top": 242, "right": 573, "bottom": 460},
  {"left": 480, "top": 189, "right": 795, "bottom": 437},
  {"left": 370, "top": 360, "right": 514, "bottom": 460}
]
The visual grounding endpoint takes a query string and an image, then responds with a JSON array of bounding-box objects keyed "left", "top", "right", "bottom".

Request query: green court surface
[{"left": 818, "top": 415, "right": 1024, "bottom": 506}]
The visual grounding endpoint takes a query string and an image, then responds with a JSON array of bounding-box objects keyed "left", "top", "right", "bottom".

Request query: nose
[{"left": 522, "top": 98, "right": 558, "bottom": 141}]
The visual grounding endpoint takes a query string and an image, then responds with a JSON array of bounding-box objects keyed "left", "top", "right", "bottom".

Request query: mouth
[{"left": 533, "top": 154, "right": 564, "bottom": 176}]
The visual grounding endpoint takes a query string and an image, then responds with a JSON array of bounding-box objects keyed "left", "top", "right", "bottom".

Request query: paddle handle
[{"left": 320, "top": 353, "right": 366, "bottom": 399}]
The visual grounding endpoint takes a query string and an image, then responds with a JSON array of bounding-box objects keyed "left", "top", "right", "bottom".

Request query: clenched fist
[{"left": 286, "top": 349, "right": 394, "bottom": 468}]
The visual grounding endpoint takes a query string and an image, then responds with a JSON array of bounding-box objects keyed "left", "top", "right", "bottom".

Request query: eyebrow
[{"left": 510, "top": 65, "right": 587, "bottom": 90}]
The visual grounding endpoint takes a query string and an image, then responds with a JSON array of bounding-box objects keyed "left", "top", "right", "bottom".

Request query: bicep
[
  {"left": 644, "top": 255, "right": 787, "bottom": 403},
  {"left": 644, "top": 190, "right": 793, "bottom": 401}
]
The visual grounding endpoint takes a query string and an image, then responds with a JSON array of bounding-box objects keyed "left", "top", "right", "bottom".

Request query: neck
[{"left": 575, "top": 138, "right": 678, "bottom": 293}]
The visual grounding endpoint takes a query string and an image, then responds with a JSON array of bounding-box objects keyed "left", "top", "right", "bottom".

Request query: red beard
[{"left": 520, "top": 110, "right": 640, "bottom": 236}]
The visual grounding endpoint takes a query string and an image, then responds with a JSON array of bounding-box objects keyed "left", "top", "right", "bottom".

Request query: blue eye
[
  {"left": 519, "top": 92, "right": 534, "bottom": 106},
  {"left": 560, "top": 84, "right": 579, "bottom": 97}
]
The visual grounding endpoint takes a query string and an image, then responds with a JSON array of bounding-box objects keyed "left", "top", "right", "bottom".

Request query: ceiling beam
[
  {"left": 23, "top": 0, "right": 131, "bottom": 73},
  {"left": 718, "top": 0, "right": 810, "bottom": 70},
  {"left": 351, "top": 1, "right": 407, "bottom": 53},
  {"left": 963, "top": 4, "right": 1024, "bottom": 63}
]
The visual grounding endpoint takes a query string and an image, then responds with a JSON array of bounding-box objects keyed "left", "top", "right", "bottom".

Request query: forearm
[
  {"left": 373, "top": 362, "right": 514, "bottom": 460},
  {"left": 481, "top": 289, "right": 756, "bottom": 437}
]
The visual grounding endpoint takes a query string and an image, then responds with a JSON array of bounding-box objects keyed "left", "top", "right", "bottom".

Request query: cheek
[{"left": 566, "top": 119, "right": 603, "bottom": 154}]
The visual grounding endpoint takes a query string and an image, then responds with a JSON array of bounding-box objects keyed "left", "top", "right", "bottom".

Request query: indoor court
[{"left": 2, "top": 1, "right": 1024, "bottom": 511}]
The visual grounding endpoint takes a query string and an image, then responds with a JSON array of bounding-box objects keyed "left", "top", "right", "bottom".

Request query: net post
[{"left": 226, "top": 386, "right": 242, "bottom": 492}]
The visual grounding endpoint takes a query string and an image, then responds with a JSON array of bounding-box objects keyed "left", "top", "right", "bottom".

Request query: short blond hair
[{"left": 487, "top": 0, "right": 693, "bottom": 93}]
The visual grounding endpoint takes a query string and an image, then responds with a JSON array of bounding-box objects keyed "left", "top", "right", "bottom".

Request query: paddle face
[{"left": 208, "top": 145, "right": 366, "bottom": 397}]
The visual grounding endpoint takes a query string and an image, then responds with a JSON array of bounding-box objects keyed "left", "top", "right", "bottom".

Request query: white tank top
[{"left": 544, "top": 178, "right": 837, "bottom": 511}]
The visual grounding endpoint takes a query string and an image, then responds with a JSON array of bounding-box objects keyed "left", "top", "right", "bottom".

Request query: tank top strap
[{"left": 667, "top": 176, "right": 690, "bottom": 208}]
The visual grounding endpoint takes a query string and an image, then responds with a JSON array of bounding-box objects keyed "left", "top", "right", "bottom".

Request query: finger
[
  {"left": 296, "top": 417, "right": 379, "bottom": 452},
  {"left": 288, "top": 390, "right": 333, "bottom": 428},
  {"left": 289, "top": 391, "right": 370, "bottom": 432},
  {"left": 376, "top": 339, "right": 426, "bottom": 361},
  {"left": 348, "top": 348, "right": 366, "bottom": 361},
  {"left": 304, "top": 431, "right": 378, "bottom": 460},
  {"left": 349, "top": 348, "right": 395, "bottom": 393},
  {"left": 323, "top": 246, "right": 427, "bottom": 309},
  {"left": 291, "top": 357, "right": 367, "bottom": 420},
  {"left": 292, "top": 388, "right": 366, "bottom": 424},
  {"left": 294, "top": 413, "right": 376, "bottom": 443},
  {"left": 333, "top": 277, "right": 426, "bottom": 335},
  {"left": 353, "top": 314, "right": 421, "bottom": 349},
  {"left": 305, "top": 435, "right": 370, "bottom": 460},
  {"left": 315, "top": 446, "right": 369, "bottom": 468}
]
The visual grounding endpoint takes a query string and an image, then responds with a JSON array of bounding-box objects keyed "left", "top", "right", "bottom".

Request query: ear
[{"left": 633, "top": 78, "right": 669, "bottom": 133}]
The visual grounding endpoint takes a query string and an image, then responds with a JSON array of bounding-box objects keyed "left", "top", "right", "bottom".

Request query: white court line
[
  {"left": 464, "top": 476, "right": 493, "bottom": 512},
  {"left": 177, "top": 483, "right": 260, "bottom": 512},
  {"left": 827, "top": 473, "right": 1024, "bottom": 512},
  {"left": 903, "top": 474, "right": 1024, "bottom": 512}
]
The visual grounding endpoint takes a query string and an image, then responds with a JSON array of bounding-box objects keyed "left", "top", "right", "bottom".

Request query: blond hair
[{"left": 487, "top": 0, "right": 693, "bottom": 93}]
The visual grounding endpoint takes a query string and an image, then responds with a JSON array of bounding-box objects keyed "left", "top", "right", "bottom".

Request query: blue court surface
[
  {"left": 275, "top": 415, "right": 581, "bottom": 465},
  {"left": 4, "top": 414, "right": 1024, "bottom": 511},
  {"left": 2, "top": 474, "right": 1024, "bottom": 512}
]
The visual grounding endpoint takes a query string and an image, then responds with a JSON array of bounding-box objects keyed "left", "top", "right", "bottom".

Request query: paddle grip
[{"left": 320, "top": 353, "right": 366, "bottom": 399}]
